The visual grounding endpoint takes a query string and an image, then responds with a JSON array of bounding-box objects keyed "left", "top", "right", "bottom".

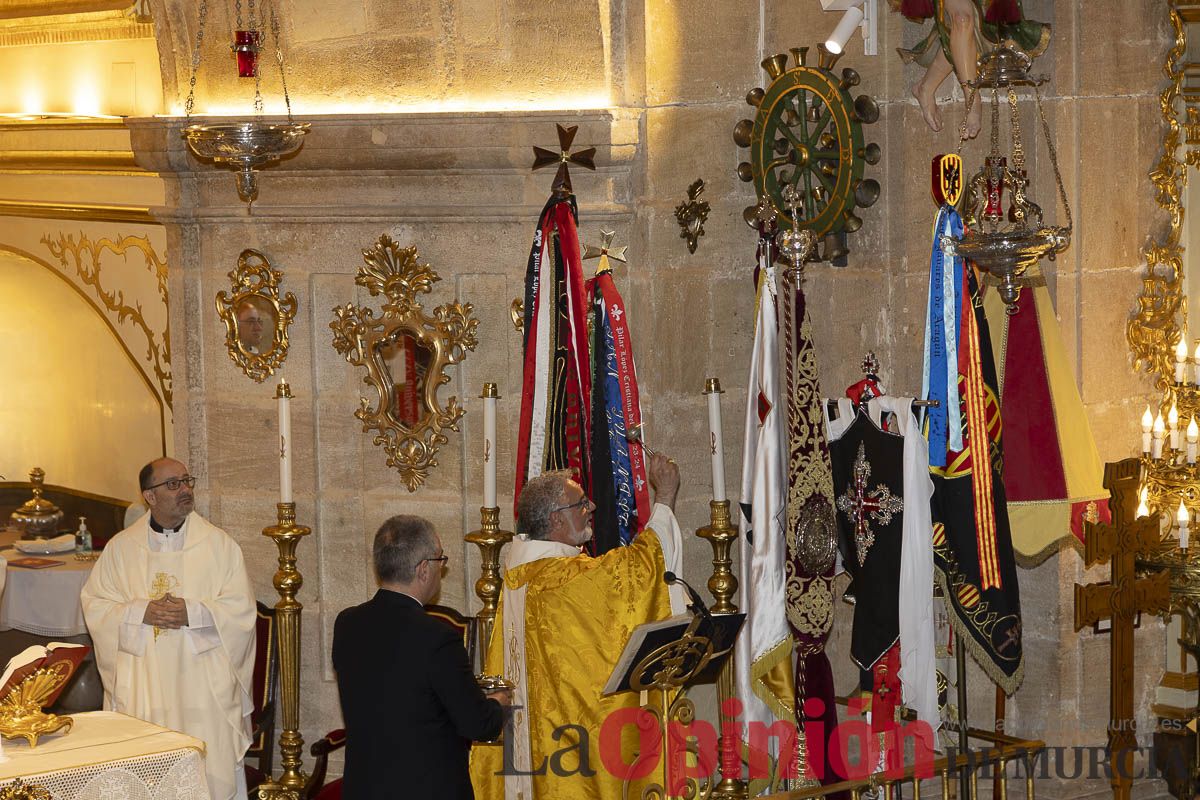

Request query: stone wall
[{"left": 130, "top": 0, "right": 1172, "bottom": 793}]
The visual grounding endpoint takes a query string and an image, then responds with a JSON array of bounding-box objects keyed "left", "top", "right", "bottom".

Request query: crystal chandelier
[
  {"left": 182, "top": 0, "right": 309, "bottom": 204},
  {"left": 946, "top": 44, "right": 1071, "bottom": 310}
]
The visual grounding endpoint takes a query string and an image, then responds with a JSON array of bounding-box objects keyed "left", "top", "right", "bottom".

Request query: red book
[{"left": 0, "top": 642, "right": 90, "bottom": 707}]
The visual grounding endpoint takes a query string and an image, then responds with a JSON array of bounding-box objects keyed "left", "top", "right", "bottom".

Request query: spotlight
[{"left": 825, "top": 4, "right": 865, "bottom": 55}]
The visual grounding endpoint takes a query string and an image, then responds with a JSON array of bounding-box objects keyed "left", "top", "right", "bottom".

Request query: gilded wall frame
[
  {"left": 215, "top": 249, "right": 297, "bottom": 383},
  {"left": 330, "top": 235, "right": 478, "bottom": 492}
]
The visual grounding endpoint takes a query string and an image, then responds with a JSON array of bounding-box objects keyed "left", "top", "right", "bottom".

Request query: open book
[{"left": 0, "top": 643, "right": 89, "bottom": 707}]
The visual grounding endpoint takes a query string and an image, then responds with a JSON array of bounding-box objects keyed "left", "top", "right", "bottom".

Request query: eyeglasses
[
  {"left": 421, "top": 555, "right": 449, "bottom": 566},
  {"left": 145, "top": 476, "right": 197, "bottom": 492},
  {"left": 552, "top": 497, "right": 591, "bottom": 514}
]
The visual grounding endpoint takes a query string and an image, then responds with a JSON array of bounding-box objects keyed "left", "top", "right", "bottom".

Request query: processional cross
[
  {"left": 532, "top": 123, "right": 596, "bottom": 196},
  {"left": 1073, "top": 458, "right": 1171, "bottom": 800},
  {"left": 835, "top": 443, "right": 903, "bottom": 566}
]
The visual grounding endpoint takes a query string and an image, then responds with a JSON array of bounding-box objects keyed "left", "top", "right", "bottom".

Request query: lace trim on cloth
[{"left": 4, "top": 747, "right": 207, "bottom": 800}]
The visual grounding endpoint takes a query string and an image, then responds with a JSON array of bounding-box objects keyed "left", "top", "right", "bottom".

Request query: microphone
[{"left": 664, "top": 571, "right": 712, "bottom": 620}]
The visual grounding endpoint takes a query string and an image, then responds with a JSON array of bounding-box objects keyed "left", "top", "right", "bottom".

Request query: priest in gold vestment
[{"left": 470, "top": 454, "right": 687, "bottom": 800}]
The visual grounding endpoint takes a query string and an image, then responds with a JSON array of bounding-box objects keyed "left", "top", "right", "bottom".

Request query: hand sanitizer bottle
[{"left": 76, "top": 517, "right": 91, "bottom": 554}]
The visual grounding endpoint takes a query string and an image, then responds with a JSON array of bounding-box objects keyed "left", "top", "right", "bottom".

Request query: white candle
[
  {"left": 1179, "top": 501, "right": 1190, "bottom": 550},
  {"left": 1177, "top": 337, "right": 1189, "bottom": 384},
  {"left": 704, "top": 377, "right": 727, "bottom": 502},
  {"left": 1154, "top": 412, "right": 1166, "bottom": 459},
  {"left": 482, "top": 383, "right": 498, "bottom": 508},
  {"left": 1142, "top": 406, "right": 1154, "bottom": 455},
  {"left": 1194, "top": 342, "right": 1200, "bottom": 384},
  {"left": 1171, "top": 404, "right": 1181, "bottom": 451},
  {"left": 277, "top": 381, "right": 293, "bottom": 504},
  {"left": 1189, "top": 418, "right": 1199, "bottom": 465}
]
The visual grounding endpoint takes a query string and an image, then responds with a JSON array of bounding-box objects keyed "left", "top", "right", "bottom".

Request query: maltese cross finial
[
  {"left": 583, "top": 229, "right": 628, "bottom": 275},
  {"left": 532, "top": 124, "right": 597, "bottom": 197}
]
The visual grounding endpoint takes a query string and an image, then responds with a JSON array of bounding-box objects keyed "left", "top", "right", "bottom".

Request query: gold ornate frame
[
  {"left": 215, "top": 249, "right": 297, "bottom": 383},
  {"left": 1128, "top": 6, "right": 1192, "bottom": 391},
  {"left": 330, "top": 235, "right": 478, "bottom": 492}
]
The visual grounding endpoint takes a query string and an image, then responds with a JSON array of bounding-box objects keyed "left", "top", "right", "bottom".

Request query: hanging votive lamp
[
  {"left": 233, "top": 30, "right": 262, "bottom": 78},
  {"left": 944, "top": 44, "right": 1071, "bottom": 311},
  {"left": 182, "top": 0, "right": 309, "bottom": 205}
]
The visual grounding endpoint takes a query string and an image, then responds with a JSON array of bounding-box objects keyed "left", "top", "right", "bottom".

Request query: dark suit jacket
[{"left": 333, "top": 589, "right": 504, "bottom": 800}]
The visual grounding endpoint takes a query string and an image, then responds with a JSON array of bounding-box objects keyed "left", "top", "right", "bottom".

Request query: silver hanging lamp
[{"left": 182, "top": 0, "right": 309, "bottom": 204}]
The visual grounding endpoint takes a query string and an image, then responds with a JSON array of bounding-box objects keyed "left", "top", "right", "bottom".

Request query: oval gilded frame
[{"left": 215, "top": 249, "right": 298, "bottom": 383}]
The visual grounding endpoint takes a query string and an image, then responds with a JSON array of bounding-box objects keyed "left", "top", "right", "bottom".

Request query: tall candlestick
[
  {"left": 1142, "top": 406, "right": 1153, "bottom": 455},
  {"left": 1179, "top": 501, "right": 1190, "bottom": 551},
  {"left": 1177, "top": 337, "right": 1189, "bottom": 384},
  {"left": 482, "top": 383, "right": 498, "bottom": 508},
  {"left": 277, "top": 381, "right": 293, "bottom": 504},
  {"left": 704, "top": 377, "right": 727, "bottom": 502},
  {"left": 1170, "top": 404, "right": 1181, "bottom": 451}
]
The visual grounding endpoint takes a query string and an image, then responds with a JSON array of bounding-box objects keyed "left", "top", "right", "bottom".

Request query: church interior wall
[{"left": 0, "top": 0, "right": 1184, "bottom": 793}]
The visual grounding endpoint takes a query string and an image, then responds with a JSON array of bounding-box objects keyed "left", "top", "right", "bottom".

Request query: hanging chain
[
  {"left": 956, "top": 84, "right": 979, "bottom": 155},
  {"left": 1033, "top": 85, "right": 1073, "bottom": 232},
  {"left": 990, "top": 85, "right": 1001, "bottom": 157},
  {"left": 248, "top": 0, "right": 263, "bottom": 112},
  {"left": 269, "top": 0, "right": 295, "bottom": 122},
  {"left": 233, "top": 0, "right": 243, "bottom": 30},
  {"left": 183, "top": 0, "right": 209, "bottom": 117},
  {"left": 1007, "top": 85, "right": 1025, "bottom": 173}
]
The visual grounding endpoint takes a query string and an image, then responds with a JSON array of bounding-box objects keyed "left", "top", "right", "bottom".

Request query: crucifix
[{"left": 1074, "top": 458, "right": 1171, "bottom": 800}]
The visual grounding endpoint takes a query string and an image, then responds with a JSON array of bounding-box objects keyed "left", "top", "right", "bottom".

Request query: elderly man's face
[
  {"left": 549, "top": 480, "right": 594, "bottom": 547},
  {"left": 237, "top": 305, "right": 266, "bottom": 349},
  {"left": 142, "top": 458, "right": 196, "bottom": 529}
]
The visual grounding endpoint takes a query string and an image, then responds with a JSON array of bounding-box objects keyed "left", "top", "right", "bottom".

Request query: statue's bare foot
[
  {"left": 912, "top": 80, "right": 942, "bottom": 132},
  {"left": 962, "top": 90, "right": 982, "bottom": 139}
]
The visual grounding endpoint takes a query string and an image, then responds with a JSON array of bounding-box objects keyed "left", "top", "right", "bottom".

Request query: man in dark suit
[{"left": 334, "top": 515, "right": 509, "bottom": 800}]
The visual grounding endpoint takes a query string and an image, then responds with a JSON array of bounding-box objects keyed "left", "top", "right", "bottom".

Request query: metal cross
[
  {"left": 583, "top": 229, "right": 628, "bottom": 274},
  {"left": 835, "top": 443, "right": 903, "bottom": 566},
  {"left": 532, "top": 123, "right": 597, "bottom": 196}
]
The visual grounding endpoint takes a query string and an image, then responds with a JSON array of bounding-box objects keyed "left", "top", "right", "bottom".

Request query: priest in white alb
[{"left": 81, "top": 457, "right": 257, "bottom": 800}]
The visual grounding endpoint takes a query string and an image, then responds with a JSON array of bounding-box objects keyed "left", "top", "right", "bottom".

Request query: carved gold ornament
[
  {"left": 215, "top": 249, "right": 298, "bottom": 383},
  {"left": 42, "top": 232, "right": 171, "bottom": 409},
  {"left": 1128, "top": 8, "right": 1187, "bottom": 392},
  {"left": 0, "top": 663, "right": 74, "bottom": 747},
  {"left": 0, "top": 781, "right": 51, "bottom": 800},
  {"left": 330, "top": 235, "right": 478, "bottom": 492}
]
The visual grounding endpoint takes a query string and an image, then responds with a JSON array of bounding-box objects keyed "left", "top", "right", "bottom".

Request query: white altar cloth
[{"left": 0, "top": 711, "right": 208, "bottom": 800}]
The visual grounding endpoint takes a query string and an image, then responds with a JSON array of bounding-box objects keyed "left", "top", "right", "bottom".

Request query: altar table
[
  {"left": 0, "top": 528, "right": 94, "bottom": 637},
  {"left": 0, "top": 711, "right": 209, "bottom": 800}
]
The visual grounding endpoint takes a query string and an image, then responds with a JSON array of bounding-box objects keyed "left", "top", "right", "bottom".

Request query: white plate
[{"left": 13, "top": 535, "right": 76, "bottom": 554}]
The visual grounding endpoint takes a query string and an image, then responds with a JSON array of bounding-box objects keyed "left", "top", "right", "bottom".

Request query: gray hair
[
  {"left": 516, "top": 471, "right": 572, "bottom": 540},
  {"left": 373, "top": 515, "right": 437, "bottom": 584}
]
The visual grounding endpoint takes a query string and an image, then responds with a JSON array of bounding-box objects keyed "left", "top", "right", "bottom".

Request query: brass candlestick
[
  {"left": 257, "top": 502, "right": 312, "bottom": 800},
  {"left": 466, "top": 506, "right": 513, "bottom": 661},
  {"left": 697, "top": 499, "right": 747, "bottom": 800}
]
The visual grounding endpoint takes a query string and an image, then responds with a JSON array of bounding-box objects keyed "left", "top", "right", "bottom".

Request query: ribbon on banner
[
  {"left": 588, "top": 269, "right": 651, "bottom": 552},
  {"left": 921, "top": 206, "right": 965, "bottom": 466}
]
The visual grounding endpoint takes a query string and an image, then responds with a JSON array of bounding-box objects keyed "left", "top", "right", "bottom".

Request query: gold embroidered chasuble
[{"left": 470, "top": 505, "right": 684, "bottom": 800}]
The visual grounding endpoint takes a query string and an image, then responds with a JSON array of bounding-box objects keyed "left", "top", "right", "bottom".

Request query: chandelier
[
  {"left": 946, "top": 44, "right": 1071, "bottom": 310},
  {"left": 182, "top": 0, "right": 309, "bottom": 204}
]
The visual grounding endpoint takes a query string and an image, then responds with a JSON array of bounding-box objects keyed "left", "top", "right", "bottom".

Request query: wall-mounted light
[{"left": 820, "top": 0, "right": 877, "bottom": 57}]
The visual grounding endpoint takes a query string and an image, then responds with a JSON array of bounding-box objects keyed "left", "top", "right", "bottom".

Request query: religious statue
[{"left": 889, "top": 0, "right": 1049, "bottom": 138}]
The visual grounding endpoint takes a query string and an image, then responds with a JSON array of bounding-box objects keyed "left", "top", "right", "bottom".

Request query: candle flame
[
  {"left": 1190, "top": 418, "right": 1199, "bottom": 441},
  {"left": 1137, "top": 487, "right": 1150, "bottom": 519},
  {"left": 1143, "top": 406, "right": 1154, "bottom": 432},
  {"left": 1178, "top": 500, "right": 1189, "bottom": 524},
  {"left": 1155, "top": 412, "right": 1166, "bottom": 434},
  {"left": 1170, "top": 404, "right": 1180, "bottom": 427},
  {"left": 1178, "top": 338, "right": 1189, "bottom": 360}
]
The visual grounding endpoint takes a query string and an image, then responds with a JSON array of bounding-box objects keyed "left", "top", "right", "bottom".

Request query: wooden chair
[
  {"left": 303, "top": 604, "right": 476, "bottom": 799},
  {"left": 244, "top": 602, "right": 280, "bottom": 796}
]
